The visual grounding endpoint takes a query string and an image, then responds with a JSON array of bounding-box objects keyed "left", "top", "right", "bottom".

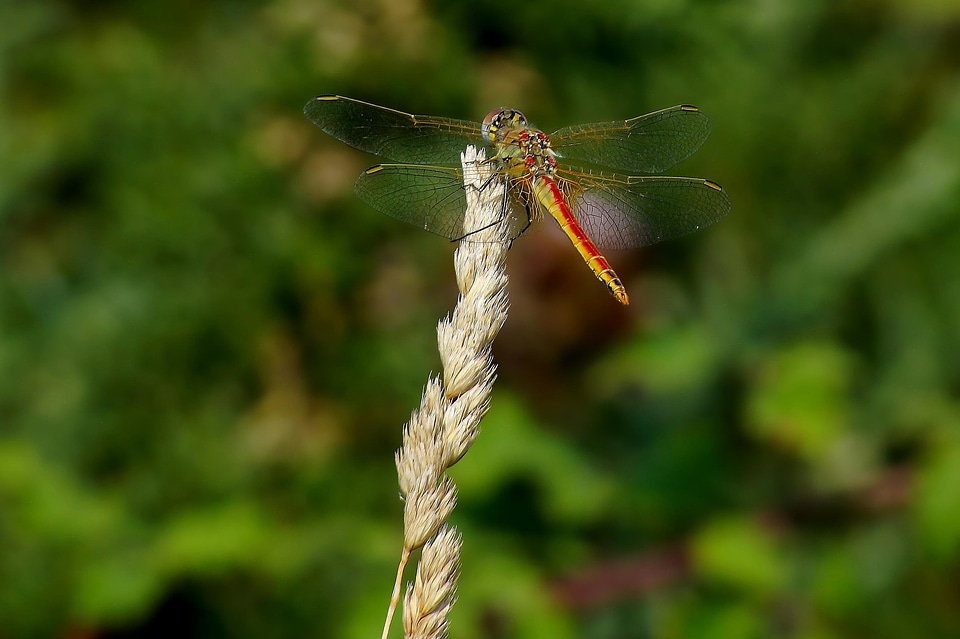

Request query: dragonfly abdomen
[{"left": 531, "top": 175, "right": 629, "bottom": 305}]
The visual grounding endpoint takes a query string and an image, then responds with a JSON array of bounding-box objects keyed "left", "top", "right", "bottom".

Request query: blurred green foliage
[{"left": 2, "top": 0, "right": 960, "bottom": 637}]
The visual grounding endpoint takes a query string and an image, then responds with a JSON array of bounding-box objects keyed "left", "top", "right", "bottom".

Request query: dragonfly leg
[
  {"left": 458, "top": 185, "right": 531, "bottom": 243},
  {"left": 452, "top": 180, "right": 515, "bottom": 242},
  {"left": 476, "top": 170, "right": 506, "bottom": 193},
  {"left": 521, "top": 198, "right": 534, "bottom": 235},
  {"left": 452, "top": 217, "right": 505, "bottom": 241}
]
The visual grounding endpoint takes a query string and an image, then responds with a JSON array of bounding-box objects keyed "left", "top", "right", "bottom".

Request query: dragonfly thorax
[{"left": 498, "top": 128, "right": 558, "bottom": 179}]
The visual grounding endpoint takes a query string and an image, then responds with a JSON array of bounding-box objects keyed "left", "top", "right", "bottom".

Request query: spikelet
[{"left": 381, "top": 147, "right": 510, "bottom": 639}]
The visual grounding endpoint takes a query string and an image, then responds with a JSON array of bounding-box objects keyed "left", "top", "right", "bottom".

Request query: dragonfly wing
[
  {"left": 305, "top": 95, "right": 487, "bottom": 165},
  {"left": 355, "top": 164, "right": 529, "bottom": 241},
  {"left": 557, "top": 170, "right": 731, "bottom": 250},
  {"left": 549, "top": 105, "right": 712, "bottom": 174}
]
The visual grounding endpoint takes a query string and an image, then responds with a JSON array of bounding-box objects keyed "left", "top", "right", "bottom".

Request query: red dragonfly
[{"left": 304, "top": 95, "right": 730, "bottom": 304}]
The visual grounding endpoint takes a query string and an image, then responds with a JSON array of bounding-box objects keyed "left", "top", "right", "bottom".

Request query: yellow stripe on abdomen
[{"left": 532, "top": 177, "right": 629, "bottom": 305}]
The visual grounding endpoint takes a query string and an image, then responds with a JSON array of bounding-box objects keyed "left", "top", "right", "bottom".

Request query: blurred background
[{"left": 2, "top": 0, "right": 960, "bottom": 637}]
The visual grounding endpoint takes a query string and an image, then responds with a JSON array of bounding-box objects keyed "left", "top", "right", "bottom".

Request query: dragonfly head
[{"left": 481, "top": 108, "right": 528, "bottom": 144}]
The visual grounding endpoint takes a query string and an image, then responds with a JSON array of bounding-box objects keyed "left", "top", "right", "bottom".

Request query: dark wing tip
[
  {"left": 704, "top": 179, "right": 733, "bottom": 217},
  {"left": 304, "top": 94, "right": 340, "bottom": 112},
  {"left": 304, "top": 95, "right": 347, "bottom": 125}
]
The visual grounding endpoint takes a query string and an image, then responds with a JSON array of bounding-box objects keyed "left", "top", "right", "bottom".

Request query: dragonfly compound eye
[
  {"left": 481, "top": 108, "right": 528, "bottom": 143},
  {"left": 505, "top": 108, "right": 528, "bottom": 127}
]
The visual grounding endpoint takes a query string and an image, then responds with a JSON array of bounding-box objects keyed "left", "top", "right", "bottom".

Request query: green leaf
[
  {"left": 591, "top": 324, "right": 719, "bottom": 397},
  {"left": 745, "top": 341, "right": 855, "bottom": 460},
  {"left": 691, "top": 516, "right": 787, "bottom": 595},
  {"left": 913, "top": 441, "right": 960, "bottom": 560}
]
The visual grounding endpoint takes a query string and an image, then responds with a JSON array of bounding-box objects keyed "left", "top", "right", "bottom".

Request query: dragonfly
[{"left": 303, "top": 95, "right": 731, "bottom": 305}]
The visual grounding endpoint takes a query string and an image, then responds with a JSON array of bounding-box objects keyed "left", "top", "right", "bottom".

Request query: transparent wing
[
  {"left": 304, "top": 95, "right": 487, "bottom": 166},
  {"left": 549, "top": 105, "right": 712, "bottom": 174},
  {"left": 355, "top": 164, "right": 529, "bottom": 241},
  {"left": 555, "top": 168, "right": 731, "bottom": 250}
]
